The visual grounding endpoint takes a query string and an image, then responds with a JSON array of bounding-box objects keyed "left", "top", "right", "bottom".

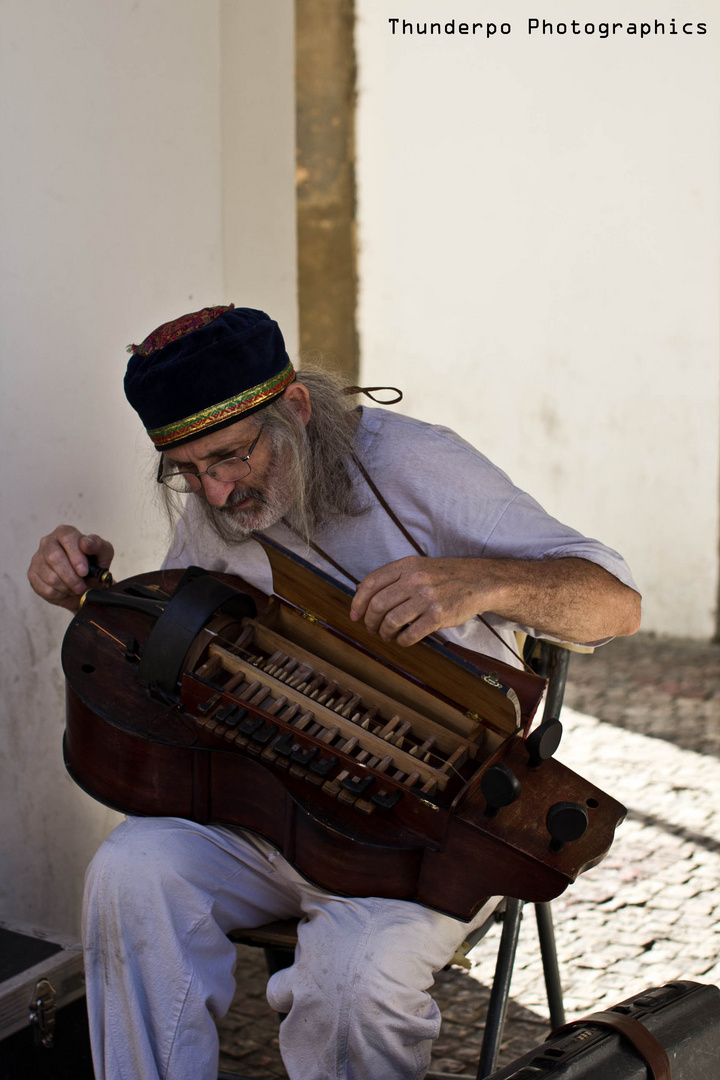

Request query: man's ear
[{"left": 283, "top": 381, "right": 311, "bottom": 426}]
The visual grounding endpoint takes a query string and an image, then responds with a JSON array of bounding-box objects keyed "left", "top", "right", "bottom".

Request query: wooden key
[
  {"left": 338, "top": 762, "right": 374, "bottom": 805},
  {"left": 409, "top": 737, "right": 437, "bottom": 758},
  {"left": 249, "top": 686, "right": 273, "bottom": 708},
  {"left": 225, "top": 670, "right": 248, "bottom": 694},
  {"left": 392, "top": 721, "right": 412, "bottom": 745},
  {"left": 437, "top": 745, "right": 469, "bottom": 775},
  {"left": 228, "top": 680, "right": 252, "bottom": 700},
  {"left": 287, "top": 663, "right": 314, "bottom": 689},
  {"left": 300, "top": 674, "right": 323, "bottom": 698},
  {"left": 292, "top": 710, "right": 315, "bottom": 731},
  {"left": 322, "top": 769, "right": 348, "bottom": 798},
  {"left": 203, "top": 714, "right": 226, "bottom": 735},
  {"left": 262, "top": 650, "right": 286, "bottom": 675},
  {"left": 275, "top": 658, "right": 299, "bottom": 683},
  {"left": 195, "top": 654, "right": 223, "bottom": 680},
  {"left": 239, "top": 680, "right": 262, "bottom": 700},
  {"left": 265, "top": 695, "right": 289, "bottom": 716},
  {"left": 316, "top": 681, "right": 338, "bottom": 705},
  {"left": 340, "top": 693, "right": 362, "bottom": 718},
  {"left": 359, "top": 706, "right": 379, "bottom": 730},
  {"left": 195, "top": 694, "right": 221, "bottom": 724},
  {"left": 261, "top": 729, "right": 286, "bottom": 761},
  {"left": 379, "top": 716, "right": 403, "bottom": 740}
]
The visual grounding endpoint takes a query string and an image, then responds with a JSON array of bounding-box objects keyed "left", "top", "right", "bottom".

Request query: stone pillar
[{"left": 295, "top": 0, "right": 358, "bottom": 379}]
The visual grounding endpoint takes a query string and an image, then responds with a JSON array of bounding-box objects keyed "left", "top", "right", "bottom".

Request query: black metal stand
[
  {"left": 535, "top": 901, "right": 566, "bottom": 1030},
  {"left": 475, "top": 898, "right": 525, "bottom": 1079},
  {"left": 469, "top": 898, "right": 566, "bottom": 1080}
]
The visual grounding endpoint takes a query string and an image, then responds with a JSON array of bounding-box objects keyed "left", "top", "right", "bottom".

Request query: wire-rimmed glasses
[{"left": 157, "top": 426, "right": 264, "bottom": 494}]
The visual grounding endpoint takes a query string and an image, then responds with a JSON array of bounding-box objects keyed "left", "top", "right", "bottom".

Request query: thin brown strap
[
  {"left": 351, "top": 453, "right": 426, "bottom": 557},
  {"left": 553, "top": 1011, "right": 671, "bottom": 1080},
  {"left": 350, "top": 453, "right": 532, "bottom": 671},
  {"left": 304, "top": 538, "right": 360, "bottom": 587},
  {"left": 343, "top": 386, "right": 403, "bottom": 405}
]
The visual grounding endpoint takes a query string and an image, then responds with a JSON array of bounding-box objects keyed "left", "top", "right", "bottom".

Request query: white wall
[
  {"left": 221, "top": 0, "right": 298, "bottom": 334},
  {"left": 356, "top": 0, "right": 720, "bottom": 639},
  {"left": 0, "top": 0, "right": 297, "bottom": 942}
]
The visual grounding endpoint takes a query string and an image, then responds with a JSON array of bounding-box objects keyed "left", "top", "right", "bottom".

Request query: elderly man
[{"left": 28, "top": 305, "right": 640, "bottom": 1080}]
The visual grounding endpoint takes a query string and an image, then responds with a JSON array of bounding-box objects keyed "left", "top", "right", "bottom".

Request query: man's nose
[{"left": 199, "top": 473, "right": 235, "bottom": 507}]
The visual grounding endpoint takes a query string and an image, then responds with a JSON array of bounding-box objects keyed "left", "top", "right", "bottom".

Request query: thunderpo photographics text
[{"left": 388, "top": 18, "right": 708, "bottom": 39}]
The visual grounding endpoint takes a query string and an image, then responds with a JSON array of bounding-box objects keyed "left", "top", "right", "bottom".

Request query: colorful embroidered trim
[
  {"left": 148, "top": 361, "right": 295, "bottom": 447},
  {"left": 128, "top": 305, "right": 234, "bottom": 356}
]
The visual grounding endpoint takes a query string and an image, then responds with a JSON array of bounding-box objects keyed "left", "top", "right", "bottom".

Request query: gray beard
[{"left": 201, "top": 471, "right": 293, "bottom": 545}]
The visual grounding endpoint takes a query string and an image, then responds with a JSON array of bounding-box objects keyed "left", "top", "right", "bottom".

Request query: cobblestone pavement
[{"left": 217, "top": 632, "right": 720, "bottom": 1078}]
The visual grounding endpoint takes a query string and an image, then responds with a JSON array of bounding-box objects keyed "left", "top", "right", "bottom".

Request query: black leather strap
[
  {"left": 553, "top": 1011, "right": 671, "bottom": 1080},
  {"left": 137, "top": 571, "right": 255, "bottom": 693}
]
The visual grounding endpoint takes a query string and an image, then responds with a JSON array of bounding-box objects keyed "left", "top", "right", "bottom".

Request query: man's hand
[
  {"left": 350, "top": 555, "right": 641, "bottom": 647},
  {"left": 28, "top": 525, "right": 115, "bottom": 612},
  {"left": 350, "top": 557, "right": 488, "bottom": 646}
]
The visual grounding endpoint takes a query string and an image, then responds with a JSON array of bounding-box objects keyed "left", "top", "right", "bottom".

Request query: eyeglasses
[{"left": 157, "top": 426, "right": 264, "bottom": 493}]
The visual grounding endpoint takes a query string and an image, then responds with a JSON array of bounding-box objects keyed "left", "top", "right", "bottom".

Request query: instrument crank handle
[{"left": 84, "top": 556, "right": 113, "bottom": 587}]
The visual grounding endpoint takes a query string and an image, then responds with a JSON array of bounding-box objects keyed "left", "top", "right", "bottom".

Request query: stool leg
[
  {"left": 476, "top": 897, "right": 524, "bottom": 1079},
  {"left": 534, "top": 902, "right": 565, "bottom": 1029}
]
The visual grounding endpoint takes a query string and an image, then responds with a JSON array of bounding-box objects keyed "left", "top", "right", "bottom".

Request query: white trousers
[{"left": 82, "top": 816, "right": 498, "bottom": 1080}]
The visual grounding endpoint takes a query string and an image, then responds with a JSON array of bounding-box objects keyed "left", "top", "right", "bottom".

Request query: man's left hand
[{"left": 349, "top": 556, "right": 486, "bottom": 646}]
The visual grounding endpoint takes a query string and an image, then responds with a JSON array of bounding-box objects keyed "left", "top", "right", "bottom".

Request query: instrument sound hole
[
  {"left": 81, "top": 664, "right": 95, "bottom": 674},
  {"left": 586, "top": 797, "right": 599, "bottom": 808}
]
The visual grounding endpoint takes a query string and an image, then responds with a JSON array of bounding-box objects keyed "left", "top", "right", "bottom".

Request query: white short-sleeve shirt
[{"left": 163, "top": 407, "right": 638, "bottom": 665}]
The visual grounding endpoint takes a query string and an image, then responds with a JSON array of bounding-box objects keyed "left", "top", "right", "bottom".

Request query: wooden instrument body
[{"left": 62, "top": 542, "right": 626, "bottom": 921}]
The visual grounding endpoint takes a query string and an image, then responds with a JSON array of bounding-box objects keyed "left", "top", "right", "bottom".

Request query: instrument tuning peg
[
  {"left": 481, "top": 764, "right": 522, "bottom": 818},
  {"left": 546, "top": 801, "right": 589, "bottom": 851},
  {"left": 525, "top": 719, "right": 563, "bottom": 768},
  {"left": 85, "top": 557, "right": 113, "bottom": 587}
]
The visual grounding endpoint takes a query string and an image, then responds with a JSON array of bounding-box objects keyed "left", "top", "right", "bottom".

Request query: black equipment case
[{"left": 485, "top": 981, "right": 720, "bottom": 1080}]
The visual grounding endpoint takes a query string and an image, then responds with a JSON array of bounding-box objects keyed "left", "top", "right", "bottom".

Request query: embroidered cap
[{"left": 124, "top": 304, "right": 295, "bottom": 450}]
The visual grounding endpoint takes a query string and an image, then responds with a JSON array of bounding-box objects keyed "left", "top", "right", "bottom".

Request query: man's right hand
[{"left": 27, "top": 525, "right": 115, "bottom": 612}]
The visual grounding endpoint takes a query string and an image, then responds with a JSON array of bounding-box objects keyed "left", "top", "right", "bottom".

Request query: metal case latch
[{"left": 28, "top": 977, "right": 57, "bottom": 1048}]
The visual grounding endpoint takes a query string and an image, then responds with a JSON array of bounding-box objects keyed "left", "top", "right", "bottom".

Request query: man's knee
[
  {"left": 84, "top": 817, "right": 204, "bottom": 918},
  {"left": 269, "top": 935, "right": 440, "bottom": 1030}
]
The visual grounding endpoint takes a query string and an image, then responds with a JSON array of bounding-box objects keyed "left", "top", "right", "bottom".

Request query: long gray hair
[{"left": 159, "top": 368, "right": 369, "bottom": 547}]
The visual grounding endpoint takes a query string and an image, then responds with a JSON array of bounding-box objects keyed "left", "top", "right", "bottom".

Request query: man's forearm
[
  {"left": 351, "top": 554, "right": 641, "bottom": 646},
  {"left": 476, "top": 556, "right": 642, "bottom": 644}
]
